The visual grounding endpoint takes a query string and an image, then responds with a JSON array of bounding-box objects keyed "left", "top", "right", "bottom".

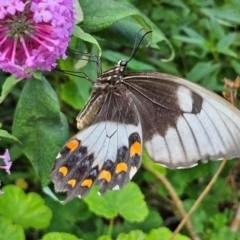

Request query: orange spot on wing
[
  {"left": 130, "top": 141, "right": 141, "bottom": 157},
  {"left": 59, "top": 166, "right": 68, "bottom": 176},
  {"left": 67, "top": 139, "right": 79, "bottom": 151},
  {"left": 67, "top": 179, "right": 76, "bottom": 187},
  {"left": 81, "top": 179, "right": 93, "bottom": 188},
  {"left": 115, "top": 162, "right": 128, "bottom": 174},
  {"left": 98, "top": 170, "right": 111, "bottom": 182}
]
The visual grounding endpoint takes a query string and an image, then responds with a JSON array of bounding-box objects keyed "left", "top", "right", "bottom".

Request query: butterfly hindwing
[{"left": 50, "top": 89, "right": 142, "bottom": 202}]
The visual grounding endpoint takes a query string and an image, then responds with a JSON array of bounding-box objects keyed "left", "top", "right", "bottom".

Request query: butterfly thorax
[{"left": 76, "top": 61, "right": 127, "bottom": 130}]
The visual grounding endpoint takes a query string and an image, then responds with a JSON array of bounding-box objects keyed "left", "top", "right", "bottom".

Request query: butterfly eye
[{"left": 119, "top": 59, "right": 127, "bottom": 67}]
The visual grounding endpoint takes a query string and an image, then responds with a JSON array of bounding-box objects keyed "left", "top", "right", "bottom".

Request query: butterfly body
[
  {"left": 76, "top": 61, "right": 127, "bottom": 130},
  {"left": 51, "top": 60, "right": 240, "bottom": 201}
]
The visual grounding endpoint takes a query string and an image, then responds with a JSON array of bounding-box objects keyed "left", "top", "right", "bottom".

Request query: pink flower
[
  {"left": 0, "top": 0, "right": 75, "bottom": 78},
  {"left": 0, "top": 181, "right": 3, "bottom": 194},
  {"left": 0, "top": 149, "right": 12, "bottom": 174},
  {"left": 0, "top": 148, "right": 11, "bottom": 194},
  {"left": 6, "top": 0, "right": 25, "bottom": 15}
]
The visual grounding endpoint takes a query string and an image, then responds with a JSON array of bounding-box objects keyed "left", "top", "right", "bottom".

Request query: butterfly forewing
[
  {"left": 51, "top": 60, "right": 240, "bottom": 201},
  {"left": 124, "top": 73, "right": 240, "bottom": 168}
]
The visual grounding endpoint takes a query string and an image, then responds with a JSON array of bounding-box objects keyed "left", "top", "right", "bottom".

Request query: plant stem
[
  {"left": 170, "top": 159, "right": 227, "bottom": 240},
  {"left": 142, "top": 161, "right": 199, "bottom": 240},
  {"left": 107, "top": 218, "right": 114, "bottom": 237}
]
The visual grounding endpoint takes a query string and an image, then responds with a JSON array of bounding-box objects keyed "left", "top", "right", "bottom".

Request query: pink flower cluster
[
  {"left": 0, "top": 149, "right": 11, "bottom": 174},
  {"left": 0, "top": 0, "right": 75, "bottom": 78},
  {"left": 0, "top": 149, "right": 11, "bottom": 194}
]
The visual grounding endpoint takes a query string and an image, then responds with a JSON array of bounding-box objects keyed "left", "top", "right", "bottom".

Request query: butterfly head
[{"left": 117, "top": 59, "right": 128, "bottom": 73}]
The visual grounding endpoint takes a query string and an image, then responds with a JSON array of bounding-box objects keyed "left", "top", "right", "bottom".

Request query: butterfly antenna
[
  {"left": 126, "top": 30, "right": 152, "bottom": 63},
  {"left": 131, "top": 29, "right": 145, "bottom": 54},
  {"left": 66, "top": 48, "right": 102, "bottom": 76},
  {"left": 54, "top": 68, "right": 94, "bottom": 84}
]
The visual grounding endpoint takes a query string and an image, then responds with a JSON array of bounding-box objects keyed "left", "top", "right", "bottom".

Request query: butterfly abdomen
[{"left": 76, "top": 90, "right": 105, "bottom": 130}]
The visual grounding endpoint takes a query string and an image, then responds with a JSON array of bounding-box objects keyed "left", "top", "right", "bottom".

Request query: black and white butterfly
[{"left": 50, "top": 55, "right": 240, "bottom": 202}]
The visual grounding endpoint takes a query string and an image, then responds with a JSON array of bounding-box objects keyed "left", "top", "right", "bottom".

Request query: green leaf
[
  {"left": 73, "top": 25, "right": 102, "bottom": 54},
  {"left": 84, "top": 182, "right": 148, "bottom": 221},
  {"left": 97, "top": 17, "right": 151, "bottom": 47},
  {"left": 209, "top": 213, "right": 228, "bottom": 229},
  {"left": 146, "top": 227, "right": 190, "bottom": 240},
  {"left": 173, "top": 35, "right": 207, "bottom": 48},
  {"left": 12, "top": 76, "right": 69, "bottom": 186},
  {"left": 230, "top": 60, "right": 240, "bottom": 75},
  {"left": 117, "top": 230, "right": 146, "bottom": 240},
  {"left": 125, "top": 209, "right": 163, "bottom": 233},
  {"left": 0, "top": 129, "right": 19, "bottom": 142},
  {"left": 0, "top": 216, "right": 24, "bottom": 240},
  {"left": 98, "top": 236, "right": 112, "bottom": 240},
  {"left": 182, "top": 27, "right": 206, "bottom": 41},
  {"left": 80, "top": 0, "right": 172, "bottom": 57},
  {"left": 173, "top": 27, "right": 207, "bottom": 50},
  {"left": 0, "top": 185, "right": 52, "bottom": 229},
  {"left": 167, "top": 164, "right": 211, "bottom": 196},
  {"left": 45, "top": 197, "right": 91, "bottom": 233},
  {"left": 80, "top": 0, "right": 150, "bottom": 33},
  {"left": 61, "top": 79, "right": 91, "bottom": 110},
  {"left": 200, "top": 8, "right": 240, "bottom": 25},
  {"left": 74, "top": 0, "right": 83, "bottom": 24},
  {"left": 0, "top": 75, "right": 23, "bottom": 103},
  {"left": 208, "top": 18, "right": 225, "bottom": 39},
  {"left": 217, "top": 33, "right": 236, "bottom": 49},
  {"left": 142, "top": 149, "right": 167, "bottom": 176},
  {"left": 209, "top": 227, "right": 236, "bottom": 240},
  {"left": 215, "top": 47, "right": 237, "bottom": 58},
  {"left": 215, "top": 33, "right": 238, "bottom": 57},
  {"left": 42, "top": 232, "right": 80, "bottom": 240},
  {"left": 186, "top": 62, "right": 220, "bottom": 83}
]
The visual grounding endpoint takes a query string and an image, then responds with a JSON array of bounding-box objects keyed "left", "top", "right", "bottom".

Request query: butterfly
[{"left": 50, "top": 57, "right": 240, "bottom": 202}]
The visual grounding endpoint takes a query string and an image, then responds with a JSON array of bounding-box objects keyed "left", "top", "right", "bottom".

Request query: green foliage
[
  {"left": 98, "top": 236, "right": 112, "bottom": 240},
  {"left": 42, "top": 232, "right": 81, "bottom": 240},
  {"left": 85, "top": 182, "right": 148, "bottom": 221},
  {"left": 45, "top": 196, "right": 92, "bottom": 234},
  {"left": 12, "top": 76, "right": 69, "bottom": 186},
  {"left": 0, "top": 185, "right": 52, "bottom": 229},
  {"left": 0, "top": 215, "right": 24, "bottom": 240},
  {"left": 146, "top": 227, "right": 191, "bottom": 240},
  {"left": 73, "top": 25, "right": 102, "bottom": 54},
  {"left": 0, "top": 75, "right": 23, "bottom": 103},
  {"left": 61, "top": 78, "right": 92, "bottom": 110},
  {"left": 117, "top": 230, "right": 146, "bottom": 240},
  {"left": 207, "top": 227, "right": 237, "bottom": 240},
  {"left": 0, "top": 128, "right": 19, "bottom": 142},
  {"left": 1, "top": 0, "right": 240, "bottom": 239}
]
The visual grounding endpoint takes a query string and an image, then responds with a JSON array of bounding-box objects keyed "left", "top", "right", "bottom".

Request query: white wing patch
[
  {"left": 164, "top": 127, "right": 186, "bottom": 164},
  {"left": 177, "top": 86, "right": 193, "bottom": 112},
  {"left": 145, "top": 135, "right": 170, "bottom": 162},
  {"left": 74, "top": 121, "right": 142, "bottom": 166},
  {"left": 198, "top": 101, "right": 227, "bottom": 155},
  {"left": 184, "top": 113, "right": 214, "bottom": 158},
  {"left": 176, "top": 116, "right": 200, "bottom": 161}
]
